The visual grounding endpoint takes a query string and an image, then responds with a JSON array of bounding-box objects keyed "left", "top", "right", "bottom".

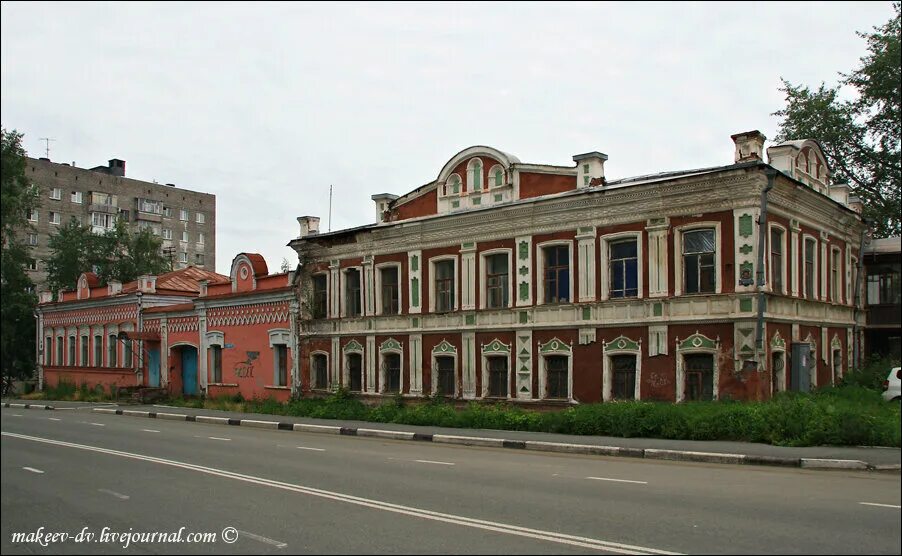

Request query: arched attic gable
[
  {"left": 766, "top": 139, "right": 832, "bottom": 194},
  {"left": 231, "top": 253, "right": 268, "bottom": 293}
]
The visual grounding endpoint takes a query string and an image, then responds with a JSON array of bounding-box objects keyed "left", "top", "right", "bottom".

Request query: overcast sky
[{"left": 2, "top": 1, "right": 894, "bottom": 276}]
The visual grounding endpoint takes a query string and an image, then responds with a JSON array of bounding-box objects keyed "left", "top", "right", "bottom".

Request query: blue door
[
  {"left": 148, "top": 348, "right": 161, "bottom": 387},
  {"left": 181, "top": 347, "right": 198, "bottom": 396}
]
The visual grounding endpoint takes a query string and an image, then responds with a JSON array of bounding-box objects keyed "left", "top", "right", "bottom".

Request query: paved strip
[
  {"left": 587, "top": 477, "right": 648, "bottom": 485},
  {"left": 2, "top": 431, "right": 682, "bottom": 555},
  {"left": 859, "top": 502, "right": 901, "bottom": 509}
]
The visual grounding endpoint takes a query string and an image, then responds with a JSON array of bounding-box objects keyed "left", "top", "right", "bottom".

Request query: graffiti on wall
[{"left": 234, "top": 352, "right": 259, "bottom": 378}]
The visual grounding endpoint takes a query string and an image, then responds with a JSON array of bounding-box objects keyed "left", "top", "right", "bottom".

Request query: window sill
[
  {"left": 208, "top": 383, "right": 238, "bottom": 387},
  {"left": 264, "top": 385, "right": 290, "bottom": 390}
]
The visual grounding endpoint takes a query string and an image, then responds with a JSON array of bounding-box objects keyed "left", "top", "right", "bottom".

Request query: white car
[{"left": 882, "top": 367, "right": 901, "bottom": 402}]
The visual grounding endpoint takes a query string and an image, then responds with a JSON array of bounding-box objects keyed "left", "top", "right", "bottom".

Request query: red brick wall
[
  {"left": 43, "top": 367, "right": 138, "bottom": 391},
  {"left": 393, "top": 189, "right": 437, "bottom": 221},
  {"left": 519, "top": 172, "right": 576, "bottom": 199}
]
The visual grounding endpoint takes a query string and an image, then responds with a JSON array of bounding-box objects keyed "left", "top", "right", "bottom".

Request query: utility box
[{"left": 790, "top": 342, "right": 811, "bottom": 392}]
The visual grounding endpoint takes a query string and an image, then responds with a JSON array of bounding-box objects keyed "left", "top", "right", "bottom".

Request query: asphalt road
[{"left": 1, "top": 408, "right": 900, "bottom": 555}]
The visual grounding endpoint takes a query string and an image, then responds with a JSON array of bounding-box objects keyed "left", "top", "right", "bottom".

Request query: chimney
[
  {"left": 829, "top": 183, "right": 850, "bottom": 206},
  {"left": 847, "top": 195, "right": 863, "bottom": 214},
  {"left": 297, "top": 216, "right": 321, "bottom": 237},
  {"left": 371, "top": 193, "right": 399, "bottom": 223},
  {"left": 198, "top": 279, "right": 209, "bottom": 297},
  {"left": 107, "top": 280, "right": 122, "bottom": 295},
  {"left": 39, "top": 291, "right": 53, "bottom": 304},
  {"left": 731, "top": 131, "right": 766, "bottom": 163},
  {"left": 138, "top": 275, "right": 157, "bottom": 294},
  {"left": 108, "top": 158, "right": 126, "bottom": 177},
  {"left": 573, "top": 152, "right": 608, "bottom": 188}
]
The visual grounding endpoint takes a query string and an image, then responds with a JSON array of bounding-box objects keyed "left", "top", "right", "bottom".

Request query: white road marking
[
  {"left": 296, "top": 447, "right": 325, "bottom": 452},
  {"left": 89, "top": 423, "right": 105, "bottom": 427},
  {"left": 98, "top": 488, "right": 130, "bottom": 500},
  {"left": 238, "top": 530, "right": 287, "bottom": 549},
  {"left": 208, "top": 437, "right": 231, "bottom": 441},
  {"left": 142, "top": 429, "right": 161, "bottom": 433},
  {"left": 586, "top": 476, "right": 648, "bottom": 485},
  {"left": 859, "top": 502, "right": 901, "bottom": 509},
  {"left": 48, "top": 418, "right": 62, "bottom": 421},
  {"left": 414, "top": 459, "right": 455, "bottom": 466},
  {"left": 2, "top": 431, "right": 681, "bottom": 555},
  {"left": 11, "top": 414, "right": 22, "bottom": 417},
  {"left": 22, "top": 467, "right": 44, "bottom": 474}
]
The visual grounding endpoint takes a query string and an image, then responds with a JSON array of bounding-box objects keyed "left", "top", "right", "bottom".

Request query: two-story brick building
[{"left": 289, "top": 132, "right": 865, "bottom": 404}]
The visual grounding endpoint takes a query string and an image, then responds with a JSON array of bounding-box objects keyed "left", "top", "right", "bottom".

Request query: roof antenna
[
  {"left": 39, "top": 137, "right": 56, "bottom": 159},
  {"left": 328, "top": 184, "right": 333, "bottom": 232}
]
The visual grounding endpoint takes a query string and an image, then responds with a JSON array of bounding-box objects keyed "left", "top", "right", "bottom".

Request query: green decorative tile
[
  {"left": 494, "top": 194, "right": 502, "bottom": 202},
  {"left": 739, "top": 298, "right": 753, "bottom": 312},
  {"left": 653, "top": 302, "right": 662, "bottom": 317},
  {"left": 519, "top": 311, "right": 528, "bottom": 324},
  {"left": 519, "top": 241, "right": 529, "bottom": 260},
  {"left": 739, "top": 214, "right": 754, "bottom": 238},
  {"left": 465, "top": 314, "right": 475, "bottom": 325},
  {"left": 411, "top": 278, "right": 419, "bottom": 306},
  {"left": 411, "top": 255, "right": 418, "bottom": 272},
  {"left": 739, "top": 244, "right": 753, "bottom": 255},
  {"left": 582, "top": 306, "right": 591, "bottom": 320}
]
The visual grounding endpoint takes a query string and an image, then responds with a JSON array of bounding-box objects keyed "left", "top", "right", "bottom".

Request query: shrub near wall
[{"left": 179, "top": 386, "right": 900, "bottom": 448}]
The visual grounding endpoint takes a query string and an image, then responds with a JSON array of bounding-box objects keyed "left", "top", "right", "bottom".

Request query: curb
[{"left": 2, "top": 404, "right": 895, "bottom": 472}]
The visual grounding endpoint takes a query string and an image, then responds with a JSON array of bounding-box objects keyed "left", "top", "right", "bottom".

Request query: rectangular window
[
  {"left": 181, "top": 231, "right": 189, "bottom": 243},
  {"left": 91, "top": 212, "right": 115, "bottom": 229},
  {"left": 49, "top": 211, "right": 60, "bottom": 225},
  {"left": 197, "top": 232, "right": 205, "bottom": 245},
  {"left": 380, "top": 267, "right": 400, "bottom": 315},
  {"left": 80, "top": 335, "right": 88, "bottom": 366},
  {"left": 71, "top": 191, "right": 83, "bottom": 204},
  {"left": 312, "top": 275, "right": 328, "bottom": 319},
  {"left": 94, "top": 335, "right": 102, "bottom": 366},
  {"left": 56, "top": 338, "right": 63, "bottom": 366},
  {"left": 179, "top": 209, "right": 189, "bottom": 221},
  {"left": 770, "top": 228, "right": 784, "bottom": 294},
  {"left": 27, "top": 259, "right": 37, "bottom": 271},
  {"left": 611, "top": 354, "right": 637, "bottom": 400},
  {"left": 804, "top": 238, "right": 816, "bottom": 300},
  {"left": 683, "top": 229, "right": 716, "bottom": 294},
  {"left": 347, "top": 353, "right": 363, "bottom": 392},
  {"left": 44, "top": 337, "right": 52, "bottom": 365},
  {"left": 383, "top": 353, "right": 401, "bottom": 393},
  {"left": 546, "top": 355, "right": 568, "bottom": 399},
  {"left": 195, "top": 253, "right": 204, "bottom": 265},
  {"left": 485, "top": 254, "right": 509, "bottom": 308},
  {"left": 684, "top": 354, "right": 714, "bottom": 401},
  {"left": 436, "top": 356, "right": 455, "bottom": 396},
  {"left": 345, "top": 269, "right": 362, "bottom": 316},
  {"left": 831, "top": 248, "right": 841, "bottom": 302},
  {"left": 488, "top": 357, "right": 508, "bottom": 398},
  {"left": 196, "top": 212, "right": 205, "bottom": 224},
  {"left": 108, "top": 335, "right": 117, "bottom": 367},
  {"left": 179, "top": 252, "right": 188, "bottom": 263},
  {"left": 50, "top": 188, "right": 61, "bottom": 200},
  {"left": 27, "top": 233, "right": 38, "bottom": 246},
  {"left": 275, "top": 345, "right": 288, "bottom": 387},
  {"left": 543, "top": 245, "right": 571, "bottom": 303},
  {"left": 610, "top": 239, "right": 638, "bottom": 298},
  {"left": 162, "top": 229, "right": 172, "bottom": 240},
  {"left": 29, "top": 209, "right": 39, "bottom": 222},
  {"left": 313, "top": 354, "right": 328, "bottom": 389},
  {"left": 123, "top": 338, "right": 133, "bottom": 368},
  {"left": 434, "top": 260, "right": 455, "bottom": 312},
  {"left": 867, "top": 263, "right": 901, "bottom": 305},
  {"left": 68, "top": 336, "right": 76, "bottom": 366},
  {"left": 163, "top": 206, "right": 172, "bottom": 218},
  {"left": 210, "top": 345, "right": 222, "bottom": 383},
  {"left": 139, "top": 198, "right": 162, "bottom": 214}
]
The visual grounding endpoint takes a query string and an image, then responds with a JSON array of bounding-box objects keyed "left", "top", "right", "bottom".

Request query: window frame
[
  {"left": 803, "top": 234, "right": 818, "bottom": 300},
  {"left": 310, "top": 351, "right": 330, "bottom": 390},
  {"left": 536, "top": 241, "right": 574, "bottom": 305},
  {"left": 768, "top": 223, "right": 787, "bottom": 295},
  {"left": 429, "top": 256, "right": 459, "bottom": 313},
  {"left": 179, "top": 209, "right": 189, "bottom": 221},
  {"left": 375, "top": 263, "right": 401, "bottom": 316},
  {"left": 50, "top": 187, "right": 62, "bottom": 200},
  {"left": 479, "top": 249, "right": 513, "bottom": 310},
  {"left": 830, "top": 246, "right": 842, "bottom": 303},
  {"left": 311, "top": 273, "right": 329, "bottom": 319},
  {"left": 600, "top": 232, "right": 643, "bottom": 300},
  {"left": 341, "top": 267, "right": 364, "bottom": 318},
  {"left": 672, "top": 222, "right": 721, "bottom": 296}
]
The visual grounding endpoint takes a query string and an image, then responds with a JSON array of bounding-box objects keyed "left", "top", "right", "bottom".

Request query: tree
[
  {"left": 1, "top": 128, "right": 40, "bottom": 392},
  {"left": 46, "top": 219, "right": 171, "bottom": 294},
  {"left": 773, "top": 3, "right": 901, "bottom": 238},
  {"left": 280, "top": 257, "right": 292, "bottom": 273}
]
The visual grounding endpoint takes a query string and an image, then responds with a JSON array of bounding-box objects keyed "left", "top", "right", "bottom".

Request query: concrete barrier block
[
  {"left": 156, "top": 413, "right": 188, "bottom": 421},
  {"left": 241, "top": 419, "right": 279, "bottom": 429},
  {"left": 293, "top": 423, "right": 342, "bottom": 434},
  {"left": 195, "top": 416, "right": 230, "bottom": 425},
  {"left": 432, "top": 435, "right": 505, "bottom": 448},
  {"left": 645, "top": 449, "right": 745, "bottom": 465},
  {"left": 356, "top": 428, "right": 416, "bottom": 441},
  {"left": 800, "top": 458, "right": 868, "bottom": 470}
]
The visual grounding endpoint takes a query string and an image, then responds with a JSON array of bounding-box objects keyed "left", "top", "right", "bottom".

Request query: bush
[{"left": 840, "top": 356, "right": 899, "bottom": 390}]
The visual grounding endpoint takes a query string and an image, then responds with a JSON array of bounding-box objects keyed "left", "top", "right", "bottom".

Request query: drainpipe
[
  {"left": 852, "top": 219, "right": 871, "bottom": 370},
  {"left": 34, "top": 311, "right": 42, "bottom": 391},
  {"left": 754, "top": 168, "right": 778, "bottom": 360}
]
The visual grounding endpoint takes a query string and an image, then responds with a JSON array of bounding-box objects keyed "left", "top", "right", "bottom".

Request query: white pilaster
[
  {"left": 331, "top": 336, "right": 340, "bottom": 390},
  {"left": 363, "top": 256, "right": 375, "bottom": 316},
  {"left": 408, "top": 250, "right": 422, "bottom": 314},
  {"left": 577, "top": 227, "right": 596, "bottom": 302},
  {"left": 462, "top": 332, "right": 477, "bottom": 399},
  {"left": 409, "top": 333, "right": 423, "bottom": 396},
  {"left": 460, "top": 243, "right": 477, "bottom": 310},
  {"left": 515, "top": 331, "right": 533, "bottom": 399},
  {"left": 646, "top": 219, "right": 669, "bottom": 297},
  {"left": 790, "top": 220, "right": 800, "bottom": 297},
  {"left": 329, "top": 260, "right": 340, "bottom": 319},
  {"left": 365, "top": 335, "right": 376, "bottom": 393}
]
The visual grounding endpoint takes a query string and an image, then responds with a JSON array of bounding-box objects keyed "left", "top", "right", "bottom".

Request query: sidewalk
[{"left": 4, "top": 398, "right": 900, "bottom": 470}]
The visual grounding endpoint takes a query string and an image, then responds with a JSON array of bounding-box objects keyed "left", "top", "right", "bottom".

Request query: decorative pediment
[
  {"left": 538, "top": 337, "right": 571, "bottom": 354},
  {"left": 603, "top": 335, "right": 641, "bottom": 352},
  {"left": 432, "top": 339, "right": 457, "bottom": 354},
  {"left": 481, "top": 339, "right": 511, "bottom": 354},
  {"left": 771, "top": 330, "right": 786, "bottom": 350},
  {"left": 831, "top": 334, "right": 842, "bottom": 350},
  {"left": 804, "top": 332, "right": 817, "bottom": 348},
  {"left": 380, "top": 338, "right": 403, "bottom": 352},
  {"left": 343, "top": 339, "right": 364, "bottom": 353},
  {"left": 677, "top": 332, "right": 719, "bottom": 351}
]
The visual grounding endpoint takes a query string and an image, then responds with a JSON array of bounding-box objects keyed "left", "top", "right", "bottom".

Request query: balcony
[{"left": 866, "top": 304, "right": 902, "bottom": 328}]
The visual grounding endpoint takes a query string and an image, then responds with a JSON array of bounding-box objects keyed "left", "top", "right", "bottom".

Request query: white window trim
[
  {"left": 479, "top": 249, "right": 513, "bottom": 310},
  {"left": 71, "top": 191, "right": 83, "bottom": 204},
  {"left": 830, "top": 336, "right": 843, "bottom": 385},
  {"left": 374, "top": 262, "right": 402, "bottom": 316},
  {"left": 180, "top": 209, "right": 189, "bottom": 221},
  {"left": 602, "top": 344, "right": 642, "bottom": 402},
  {"left": 488, "top": 164, "right": 506, "bottom": 188},
  {"left": 767, "top": 223, "right": 788, "bottom": 295},
  {"left": 196, "top": 212, "right": 205, "bottom": 224},
  {"left": 802, "top": 234, "right": 819, "bottom": 300},
  {"left": 539, "top": 350, "right": 573, "bottom": 401},
  {"left": 466, "top": 158, "right": 483, "bottom": 192},
  {"left": 49, "top": 212, "right": 60, "bottom": 225},
  {"left": 181, "top": 231, "right": 189, "bottom": 243},
  {"left": 197, "top": 232, "right": 205, "bottom": 245},
  {"left": 28, "top": 210, "right": 38, "bottom": 222},
  {"left": 50, "top": 188, "right": 61, "bottom": 200},
  {"left": 804, "top": 333, "right": 818, "bottom": 389},
  {"left": 379, "top": 343, "right": 404, "bottom": 394},
  {"left": 442, "top": 173, "right": 463, "bottom": 198},
  {"left": 849, "top": 255, "right": 859, "bottom": 306},
  {"left": 55, "top": 332, "right": 64, "bottom": 366},
  {"left": 535, "top": 240, "right": 575, "bottom": 306},
  {"left": 342, "top": 343, "right": 364, "bottom": 391},
  {"left": 431, "top": 351, "right": 458, "bottom": 398},
  {"left": 770, "top": 346, "right": 787, "bottom": 396},
  {"left": 673, "top": 222, "right": 722, "bottom": 297},
  {"left": 310, "top": 272, "right": 330, "bottom": 319},
  {"left": 830, "top": 246, "right": 843, "bottom": 304},
  {"left": 429, "top": 255, "right": 459, "bottom": 313},
  {"left": 481, "top": 343, "right": 512, "bottom": 399},
  {"left": 162, "top": 229, "right": 172, "bottom": 240},
  {"left": 268, "top": 329, "right": 291, "bottom": 387},
  {"left": 599, "top": 231, "right": 644, "bottom": 301},
  {"left": 340, "top": 266, "right": 364, "bottom": 318},
  {"left": 675, "top": 343, "right": 719, "bottom": 402},
  {"left": 310, "top": 351, "right": 330, "bottom": 390}
]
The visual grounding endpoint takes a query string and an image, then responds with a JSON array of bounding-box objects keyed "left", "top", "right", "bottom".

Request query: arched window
[
  {"left": 489, "top": 165, "right": 505, "bottom": 188},
  {"left": 467, "top": 159, "right": 483, "bottom": 192},
  {"left": 447, "top": 174, "right": 462, "bottom": 195}
]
